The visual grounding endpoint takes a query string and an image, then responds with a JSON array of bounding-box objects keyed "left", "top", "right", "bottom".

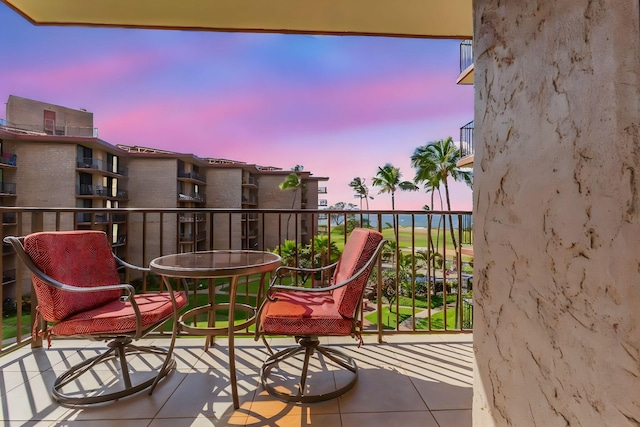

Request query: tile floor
[{"left": 0, "top": 334, "right": 473, "bottom": 426}]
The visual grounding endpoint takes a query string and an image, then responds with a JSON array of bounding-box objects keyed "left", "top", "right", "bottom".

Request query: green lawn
[
  {"left": 2, "top": 313, "right": 32, "bottom": 342},
  {"left": 365, "top": 306, "right": 416, "bottom": 329},
  {"left": 416, "top": 308, "right": 458, "bottom": 329}
]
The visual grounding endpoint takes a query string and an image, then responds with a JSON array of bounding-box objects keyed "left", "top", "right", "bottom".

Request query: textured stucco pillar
[{"left": 473, "top": 1, "right": 640, "bottom": 425}]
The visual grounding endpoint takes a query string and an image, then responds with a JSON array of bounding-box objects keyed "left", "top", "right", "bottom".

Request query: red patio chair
[
  {"left": 255, "top": 228, "right": 386, "bottom": 403},
  {"left": 4, "top": 230, "right": 188, "bottom": 405}
]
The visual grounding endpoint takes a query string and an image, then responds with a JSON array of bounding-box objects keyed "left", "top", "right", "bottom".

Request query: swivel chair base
[
  {"left": 260, "top": 336, "right": 358, "bottom": 403},
  {"left": 53, "top": 337, "right": 176, "bottom": 406}
]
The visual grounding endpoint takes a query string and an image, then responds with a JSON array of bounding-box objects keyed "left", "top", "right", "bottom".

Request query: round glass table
[{"left": 150, "top": 250, "right": 281, "bottom": 409}]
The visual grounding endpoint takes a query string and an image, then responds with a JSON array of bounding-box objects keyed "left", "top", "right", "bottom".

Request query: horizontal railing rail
[{"left": 0, "top": 207, "right": 473, "bottom": 354}]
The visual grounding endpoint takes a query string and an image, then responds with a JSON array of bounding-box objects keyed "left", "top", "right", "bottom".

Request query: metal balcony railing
[
  {"left": 178, "top": 192, "right": 205, "bottom": 203},
  {"left": 460, "top": 120, "right": 474, "bottom": 158},
  {"left": 0, "top": 207, "right": 473, "bottom": 354},
  {"left": 177, "top": 170, "right": 205, "bottom": 182},
  {"left": 0, "top": 153, "right": 17, "bottom": 166},
  {"left": 77, "top": 158, "right": 128, "bottom": 176},
  {"left": 1, "top": 121, "right": 98, "bottom": 137},
  {"left": 460, "top": 39, "right": 473, "bottom": 72},
  {"left": 77, "top": 184, "right": 128, "bottom": 199},
  {"left": 0, "top": 182, "right": 17, "bottom": 195}
]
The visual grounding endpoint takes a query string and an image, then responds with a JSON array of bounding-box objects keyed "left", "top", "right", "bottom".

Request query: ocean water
[{"left": 321, "top": 213, "right": 472, "bottom": 230}]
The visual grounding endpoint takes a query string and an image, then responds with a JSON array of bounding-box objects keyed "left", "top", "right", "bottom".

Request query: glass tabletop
[{"left": 150, "top": 250, "right": 282, "bottom": 278}]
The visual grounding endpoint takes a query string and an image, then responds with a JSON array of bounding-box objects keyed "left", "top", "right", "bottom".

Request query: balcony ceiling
[{"left": 2, "top": 0, "right": 472, "bottom": 38}]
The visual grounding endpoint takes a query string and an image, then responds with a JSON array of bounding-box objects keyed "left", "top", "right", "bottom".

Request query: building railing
[
  {"left": 460, "top": 39, "right": 473, "bottom": 72},
  {"left": 0, "top": 207, "right": 473, "bottom": 354},
  {"left": 460, "top": 120, "right": 474, "bottom": 158},
  {"left": 243, "top": 177, "right": 258, "bottom": 186},
  {"left": 178, "top": 193, "right": 205, "bottom": 203},
  {"left": 76, "top": 184, "right": 128, "bottom": 199},
  {"left": 177, "top": 170, "right": 205, "bottom": 183},
  {"left": 0, "top": 182, "right": 17, "bottom": 195},
  {"left": 77, "top": 157, "right": 128, "bottom": 176},
  {"left": 0, "top": 153, "right": 17, "bottom": 166},
  {"left": 1, "top": 121, "right": 98, "bottom": 137}
]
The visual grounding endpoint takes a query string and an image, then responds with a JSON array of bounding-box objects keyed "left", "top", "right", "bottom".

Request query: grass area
[
  {"left": 416, "top": 307, "right": 458, "bottom": 330},
  {"left": 2, "top": 313, "right": 32, "bottom": 341},
  {"left": 328, "top": 226, "right": 472, "bottom": 263},
  {"left": 365, "top": 306, "right": 416, "bottom": 330}
]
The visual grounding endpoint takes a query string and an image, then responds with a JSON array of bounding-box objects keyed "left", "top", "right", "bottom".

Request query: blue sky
[{"left": 0, "top": 4, "right": 474, "bottom": 210}]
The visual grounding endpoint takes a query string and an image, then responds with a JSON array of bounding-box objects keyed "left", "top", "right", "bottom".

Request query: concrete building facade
[{"left": 0, "top": 96, "right": 328, "bottom": 299}]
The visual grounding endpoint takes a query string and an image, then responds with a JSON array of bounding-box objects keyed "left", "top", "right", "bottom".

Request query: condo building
[{"left": 0, "top": 95, "right": 328, "bottom": 299}]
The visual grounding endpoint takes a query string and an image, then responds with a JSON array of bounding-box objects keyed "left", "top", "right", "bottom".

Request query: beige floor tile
[
  {"left": 249, "top": 388, "right": 340, "bottom": 418},
  {"left": 410, "top": 379, "right": 473, "bottom": 411},
  {"left": 246, "top": 412, "right": 341, "bottom": 427},
  {"left": 150, "top": 414, "right": 248, "bottom": 426},
  {"left": 337, "top": 366, "right": 428, "bottom": 413},
  {"left": 0, "top": 370, "right": 71, "bottom": 421},
  {"left": 154, "top": 367, "right": 258, "bottom": 420},
  {"left": 340, "top": 410, "right": 439, "bottom": 427},
  {"left": 58, "top": 370, "right": 186, "bottom": 421},
  {"left": 50, "top": 419, "right": 155, "bottom": 427},
  {"left": 431, "top": 409, "right": 472, "bottom": 426},
  {"left": 0, "top": 368, "right": 43, "bottom": 398}
]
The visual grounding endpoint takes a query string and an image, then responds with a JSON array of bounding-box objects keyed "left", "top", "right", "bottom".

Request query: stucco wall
[{"left": 473, "top": 1, "right": 640, "bottom": 425}]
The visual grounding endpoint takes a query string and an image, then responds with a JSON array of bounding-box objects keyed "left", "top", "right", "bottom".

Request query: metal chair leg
[{"left": 260, "top": 336, "right": 359, "bottom": 403}]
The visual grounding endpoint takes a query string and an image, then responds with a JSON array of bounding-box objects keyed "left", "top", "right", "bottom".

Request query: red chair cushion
[
  {"left": 51, "top": 291, "right": 188, "bottom": 337},
  {"left": 24, "top": 231, "right": 123, "bottom": 322},
  {"left": 331, "top": 228, "right": 383, "bottom": 318},
  {"left": 260, "top": 290, "right": 353, "bottom": 336}
]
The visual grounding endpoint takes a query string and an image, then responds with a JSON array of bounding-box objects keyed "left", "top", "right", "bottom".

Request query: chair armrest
[{"left": 113, "top": 254, "right": 150, "bottom": 273}]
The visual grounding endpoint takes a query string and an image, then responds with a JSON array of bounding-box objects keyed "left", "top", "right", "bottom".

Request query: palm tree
[
  {"left": 279, "top": 172, "right": 302, "bottom": 240},
  {"left": 411, "top": 137, "right": 472, "bottom": 249},
  {"left": 412, "top": 137, "right": 472, "bottom": 329},
  {"left": 372, "top": 164, "right": 418, "bottom": 244},
  {"left": 371, "top": 163, "right": 418, "bottom": 211},
  {"left": 348, "top": 177, "right": 373, "bottom": 210}
]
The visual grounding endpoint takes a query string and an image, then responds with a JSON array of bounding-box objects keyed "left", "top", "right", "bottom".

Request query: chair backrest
[
  {"left": 22, "top": 230, "right": 122, "bottom": 322},
  {"left": 331, "top": 228, "right": 384, "bottom": 319}
]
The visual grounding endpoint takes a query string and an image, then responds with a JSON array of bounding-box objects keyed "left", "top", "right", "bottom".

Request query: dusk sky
[{"left": 1, "top": 4, "right": 474, "bottom": 211}]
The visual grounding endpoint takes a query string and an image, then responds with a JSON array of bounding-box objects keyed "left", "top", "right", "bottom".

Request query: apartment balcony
[
  {"left": 0, "top": 334, "right": 472, "bottom": 425},
  {"left": 177, "top": 170, "right": 206, "bottom": 184},
  {"left": 457, "top": 39, "right": 474, "bottom": 85},
  {"left": 77, "top": 185, "right": 129, "bottom": 200},
  {"left": 2, "top": 212, "right": 17, "bottom": 225},
  {"left": 0, "top": 182, "right": 17, "bottom": 196},
  {"left": 179, "top": 213, "right": 206, "bottom": 223},
  {"left": 458, "top": 120, "right": 474, "bottom": 168},
  {"left": 0, "top": 152, "right": 17, "bottom": 167},
  {"left": 0, "top": 120, "right": 98, "bottom": 137},
  {"left": 318, "top": 186, "right": 327, "bottom": 194},
  {"left": 242, "top": 176, "right": 258, "bottom": 187},
  {"left": 242, "top": 196, "right": 258, "bottom": 206},
  {"left": 77, "top": 157, "right": 128, "bottom": 176},
  {"left": 0, "top": 207, "right": 473, "bottom": 426},
  {"left": 178, "top": 192, "right": 205, "bottom": 203}
]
